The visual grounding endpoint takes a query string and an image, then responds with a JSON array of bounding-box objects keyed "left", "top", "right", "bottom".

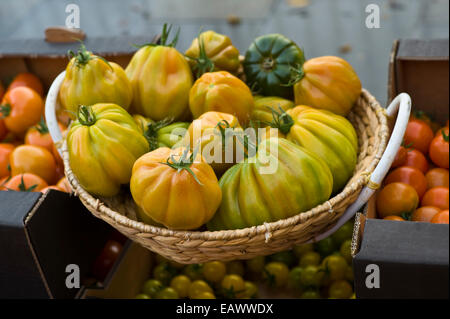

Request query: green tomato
[
  {"left": 170, "top": 275, "right": 191, "bottom": 298},
  {"left": 221, "top": 274, "right": 246, "bottom": 298},
  {"left": 183, "top": 264, "right": 204, "bottom": 281},
  {"left": 142, "top": 279, "right": 163, "bottom": 297},
  {"left": 287, "top": 267, "right": 303, "bottom": 292},
  {"left": 299, "top": 251, "right": 321, "bottom": 267},
  {"left": 328, "top": 280, "right": 353, "bottom": 299},
  {"left": 293, "top": 244, "right": 314, "bottom": 258},
  {"left": 155, "top": 287, "right": 179, "bottom": 299},
  {"left": 299, "top": 265, "right": 324, "bottom": 288},
  {"left": 263, "top": 262, "right": 289, "bottom": 288},
  {"left": 153, "top": 263, "right": 177, "bottom": 286},
  {"left": 188, "top": 280, "right": 213, "bottom": 299},
  {"left": 226, "top": 261, "right": 245, "bottom": 277},
  {"left": 245, "top": 256, "right": 265, "bottom": 274},
  {"left": 203, "top": 261, "right": 226, "bottom": 283},
  {"left": 315, "top": 237, "right": 336, "bottom": 258},
  {"left": 322, "top": 255, "right": 347, "bottom": 281},
  {"left": 300, "top": 290, "right": 321, "bottom": 299},
  {"left": 192, "top": 291, "right": 216, "bottom": 299},
  {"left": 269, "top": 250, "right": 296, "bottom": 267},
  {"left": 340, "top": 239, "right": 353, "bottom": 264},
  {"left": 243, "top": 281, "right": 259, "bottom": 299},
  {"left": 331, "top": 221, "right": 354, "bottom": 246},
  {"left": 135, "top": 293, "right": 151, "bottom": 299}
]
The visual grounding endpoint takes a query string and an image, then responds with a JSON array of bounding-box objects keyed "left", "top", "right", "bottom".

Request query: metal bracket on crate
[{"left": 308, "top": 93, "right": 412, "bottom": 243}]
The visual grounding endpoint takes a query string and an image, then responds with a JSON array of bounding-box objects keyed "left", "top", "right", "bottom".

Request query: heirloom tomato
[
  {"left": 293, "top": 56, "right": 362, "bottom": 116},
  {"left": 403, "top": 118, "right": 434, "bottom": 154},
  {"left": 411, "top": 206, "right": 441, "bottom": 222},
  {"left": 130, "top": 147, "right": 222, "bottom": 230},
  {"left": 429, "top": 128, "right": 449, "bottom": 169},
  {"left": 425, "top": 168, "right": 449, "bottom": 189},
  {"left": 207, "top": 138, "right": 333, "bottom": 230},
  {"left": 185, "top": 30, "right": 240, "bottom": 76},
  {"left": 67, "top": 104, "right": 149, "bottom": 196},
  {"left": 181, "top": 111, "right": 245, "bottom": 175},
  {"left": 144, "top": 119, "right": 189, "bottom": 151},
  {"left": 431, "top": 210, "right": 449, "bottom": 224},
  {"left": 4, "top": 173, "right": 48, "bottom": 192},
  {"left": 403, "top": 149, "right": 428, "bottom": 173},
  {"left": 243, "top": 33, "right": 305, "bottom": 99},
  {"left": 376, "top": 182, "right": 419, "bottom": 219},
  {"left": 10, "top": 145, "right": 57, "bottom": 184},
  {"left": 421, "top": 187, "right": 449, "bottom": 210},
  {"left": 59, "top": 44, "right": 132, "bottom": 114},
  {"left": 126, "top": 24, "right": 193, "bottom": 121},
  {"left": 7, "top": 72, "right": 44, "bottom": 96},
  {"left": 264, "top": 105, "right": 358, "bottom": 193},
  {"left": 189, "top": 71, "right": 254, "bottom": 125},
  {"left": 0, "top": 143, "right": 14, "bottom": 178},
  {"left": 384, "top": 166, "right": 427, "bottom": 199},
  {"left": 250, "top": 96, "right": 294, "bottom": 128},
  {"left": 1, "top": 87, "right": 44, "bottom": 135}
]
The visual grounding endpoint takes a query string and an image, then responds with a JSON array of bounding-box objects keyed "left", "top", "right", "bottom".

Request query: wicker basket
[{"left": 46, "top": 70, "right": 411, "bottom": 264}]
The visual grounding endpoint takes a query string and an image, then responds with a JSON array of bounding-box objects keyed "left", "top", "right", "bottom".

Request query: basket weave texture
[{"left": 62, "top": 89, "right": 388, "bottom": 264}]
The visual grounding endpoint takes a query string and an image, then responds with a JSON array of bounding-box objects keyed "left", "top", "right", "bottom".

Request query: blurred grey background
[{"left": 0, "top": 0, "right": 449, "bottom": 105}]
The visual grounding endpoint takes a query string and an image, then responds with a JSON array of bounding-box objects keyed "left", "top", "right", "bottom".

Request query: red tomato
[
  {"left": 92, "top": 240, "right": 123, "bottom": 281},
  {"left": 376, "top": 182, "right": 419, "bottom": 219},
  {"left": 7, "top": 72, "right": 44, "bottom": 97},
  {"left": 430, "top": 210, "right": 449, "bottom": 224},
  {"left": 385, "top": 166, "right": 428, "bottom": 199},
  {"left": 425, "top": 168, "right": 449, "bottom": 189},
  {"left": 0, "top": 143, "right": 14, "bottom": 178},
  {"left": 403, "top": 149, "right": 429, "bottom": 173},
  {"left": 429, "top": 128, "right": 449, "bottom": 169},
  {"left": 404, "top": 118, "right": 434, "bottom": 154},
  {"left": 411, "top": 206, "right": 441, "bottom": 222},
  {"left": 391, "top": 146, "right": 407, "bottom": 169},
  {"left": 421, "top": 187, "right": 449, "bottom": 210}
]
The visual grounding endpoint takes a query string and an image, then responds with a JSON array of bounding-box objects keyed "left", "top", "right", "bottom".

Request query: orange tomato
[
  {"left": 411, "top": 206, "right": 441, "bottom": 222},
  {"left": 9, "top": 145, "right": 57, "bottom": 184},
  {"left": 1, "top": 87, "right": 44, "bottom": 135},
  {"left": 0, "top": 119, "right": 7, "bottom": 141},
  {"left": 403, "top": 149, "right": 429, "bottom": 173},
  {"left": 425, "top": 168, "right": 449, "bottom": 189},
  {"left": 0, "top": 143, "right": 15, "bottom": 178},
  {"left": 383, "top": 215, "right": 406, "bottom": 221},
  {"left": 25, "top": 120, "right": 64, "bottom": 153},
  {"left": 421, "top": 187, "right": 449, "bottom": 210},
  {"left": 430, "top": 210, "right": 449, "bottom": 224},
  {"left": 56, "top": 177, "right": 71, "bottom": 193},
  {"left": 385, "top": 166, "right": 428, "bottom": 199},
  {"left": 40, "top": 185, "right": 65, "bottom": 193},
  {"left": 4, "top": 173, "right": 48, "bottom": 192},
  {"left": 0, "top": 176, "right": 10, "bottom": 190},
  {"left": 391, "top": 146, "right": 407, "bottom": 169},
  {"left": 429, "top": 127, "right": 449, "bottom": 169},
  {"left": 376, "top": 182, "right": 419, "bottom": 219},
  {"left": 404, "top": 118, "right": 434, "bottom": 154},
  {"left": 7, "top": 72, "right": 44, "bottom": 97}
]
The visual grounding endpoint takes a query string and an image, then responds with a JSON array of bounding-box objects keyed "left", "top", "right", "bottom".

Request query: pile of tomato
[
  {"left": 376, "top": 113, "right": 449, "bottom": 223},
  {"left": 0, "top": 73, "right": 70, "bottom": 194},
  {"left": 134, "top": 221, "right": 355, "bottom": 299}
]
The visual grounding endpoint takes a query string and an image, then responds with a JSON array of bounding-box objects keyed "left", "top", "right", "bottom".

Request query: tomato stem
[
  {"left": 267, "top": 106, "right": 294, "bottom": 135},
  {"left": 185, "top": 30, "right": 215, "bottom": 78},
  {"left": 442, "top": 130, "right": 449, "bottom": 142},
  {"left": 283, "top": 63, "right": 305, "bottom": 87},
  {"left": 77, "top": 105, "right": 96, "bottom": 126},
  {"left": 144, "top": 118, "right": 174, "bottom": 151},
  {"left": 35, "top": 117, "right": 49, "bottom": 135},
  {"left": 68, "top": 43, "right": 112, "bottom": 70},
  {"left": 0, "top": 103, "right": 11, "bottom": 118},
  {"left": 161, "top": 147, "right": 203, "bottom": 185}
]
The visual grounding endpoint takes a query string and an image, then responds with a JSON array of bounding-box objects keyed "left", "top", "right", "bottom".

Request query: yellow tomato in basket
[
  {"left": 67, "top": 103, "right": 149, "bottom": 197},
  {"left": 189, "top": 71, "right": 254, "bottom": 125},
  {"left": 250, "top": 95, "right": 294, "bottom": 127},
  {"left": 293, "top": 56, "right": 362, "bottom": 116},
  {"left": 59, "top": 44, "right": 132, "bottom": 115},
  {"left": 130, "top": 147, "right": 222, "bottom": 230}
]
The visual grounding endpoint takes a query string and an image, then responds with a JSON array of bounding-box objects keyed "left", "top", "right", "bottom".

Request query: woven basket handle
[
  {"left": 309, "top": 92, "right": 412, "bottom": 243},
  {"left": 45, "top": 71, "right": 66, "bottom": 157}
]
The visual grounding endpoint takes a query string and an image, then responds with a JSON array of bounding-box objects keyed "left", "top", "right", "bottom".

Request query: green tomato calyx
[
  {"left": 0, "top": 103, "right": 11, "bottom": 118},
  {"left": 68, "top": 43, "right": 112, "bottom": 70},
  {"left": 144, "top": 118, "right": 173, "bottom": 151},
  {"left": 185, "top": 31, "right": 215, "bottom": 78},
  {"left": 35, "top": 117, "right": 49, "bottom": 135},
  {"left": 162, "top": 147, "right": 203, "bottom": 185},
  {"left": 284, "top": 63, "right": 305, "bottom": 87},
  {"left": 77, "top": 105, "right": 96, "bottom": 126},
  {"left": 267, "top": 106, "right": 294, "bottom": 135}
]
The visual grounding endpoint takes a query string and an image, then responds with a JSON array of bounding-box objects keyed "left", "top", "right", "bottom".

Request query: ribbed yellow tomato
[
  {"left": 251, "top": 96, "right": 294, "bottom": 127},
  {"left": 293, "top": 56, "right": 361, "bottom": 116},
  {"left": 189, "top": 71, "right": 254, "bottom": 125},
  {"left": 59, "top": 44, "right": 132, "bottom": 115},
  {"left": 130, "top": 147, "right": 222, "bottom": 230},
  {"left": 67, "top": 104, "right": 149, "bottom": 196},
  {"left": 207, "top": 138, "right": 333, "bottom": 230}
]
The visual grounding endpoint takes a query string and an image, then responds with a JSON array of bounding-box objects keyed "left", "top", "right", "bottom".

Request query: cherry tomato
[
  {"left": 153, "top": 263, "right": 177, "bottom": 286},
  {"left": 7, "top": 72, "right": 44, "bottom": 96},
  {"left": 0, "top": 119, "right": 7, "bottom": 141},
  {"left": 391, "top": 146, "right": 407, "bottom": 168},
  {"left": 263, "top": 262, "right": 289, "bottom": 288},
  {"left": 245, "top": 256, "right": 265, "bottom": 274},
  {"left": 269, "top": 250, "right": 296, "bottom": 267},
  {"left": 4, "top": 173, "right": 47, "bottom": 192},
  {"left": 226, "top": 261, "right": 245, "bottom": 277},
  {"left": 385, "top": 166, "right": 427, "bottom": 199},
  {"left": 411, "top": 206, "right": 441, "bottom": 222},
  {"left": 135, "top": 293, "right": 151, "bottom": 299},
  {"left": 188, "top": 280, "right": 213, "bottom": 299},
  {"left": 383, "top": 215, "right": 406, "bottom": 221},
  {"left": 300, "top": 290, "right": 321, "bottom": 299},
  {"left": 299, "top": 265, "right": 323, "bottom": 287},
  {"left": 221, "top": 274, "right": 245, "bottom": 298},
  {"left": 0, "top": 143, "right": 14, "bottom": 178},
  {"left": 287, "top": 267, "right": 303, "bottom": 292},
  {"left": 404, "top": 118, "right": 434, "bottom": 154},
  {"left": 203, "top": 261, "right": 226, "bottom": 283},
  {"left": 314, "top": 237, "right": 336, "bottom": 258},
  {"left": 299, "top": 251, "right": 321, "bottom": 267},
  {"left": 421, "top": 187, "right": 449, "bottom": 210},
  {"left": 243, "top": 281, "right": 259, "bottom": 299},
  {"left": 91, "top": 239, "right": 122, "bottom": 281},
  {"left": 183, "top": 264, "right": 204, "bottom": 281},
  {"left": 340, "top": 239, "right": 352, "bottom": 264},
  {"left": 377, "top": 182, "right": 419, "bottom": 218},
  {"left": 331, "top": 221, "right": 354, "bottom": 246},
  {"left": 321, "top": 255, "right": 347, "bottom": 281},
  {"left": 9, "top": 145, "right": 57, "bottom": 184},
  {"left": 193, "top": 291, "right": 216, "bottom": 299},
  {"left": 431, "top": 210, "right": 449, "bottom": 224},
  {"left": 328, "top": 280, "right": 353, "bottom": 299},
  {"left": 403, "top": 149, "right": 429, "bottom": 173},
  {"left": 155, "top": 287, "right": 179, "bottom": 299},
  {"left": 429, "top": 128, "right": 449, "bottom": 169},
  {"left": 425, "top": 168, "right": 449, "bottom": 189},
  {"left": 0, "top": 87, "right": 44, "bottom": 135},
  {"left": 170, "top": 275, "right": 191, "bottom": 298},
  {"left": 142, "top": 279, "right": 163, "bottom": 297},
  {"left": 293, "top": 244, "right": 314, "bottom": 258}
]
